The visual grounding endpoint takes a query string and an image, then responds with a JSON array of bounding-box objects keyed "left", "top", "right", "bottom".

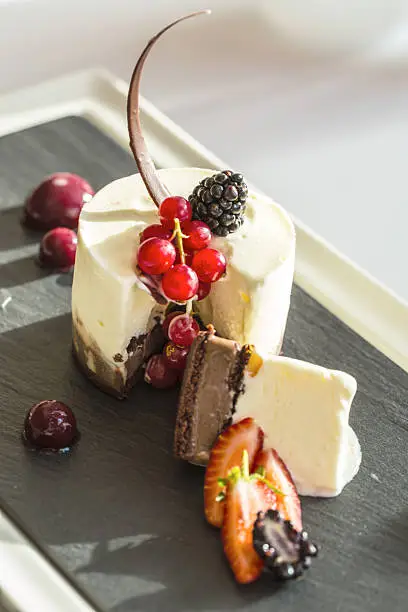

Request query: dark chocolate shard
[
  {"left": 127, "top": 10, "right": 211, "bottom": 207},
  {"left": 174, "top": 330, "right": 250, "bottom": 464}
]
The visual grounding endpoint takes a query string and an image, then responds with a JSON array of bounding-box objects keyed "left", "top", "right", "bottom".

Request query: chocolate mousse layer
[
  {"left": 174, "top": 331, "right": 251, "bottom": 464},
  {"left": 73, "top": 313, "right": 165, "bottom": 399}
]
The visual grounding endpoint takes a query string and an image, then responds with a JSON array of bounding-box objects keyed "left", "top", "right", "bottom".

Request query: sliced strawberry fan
[{"left": 203, "top": 418, "right": 318, "bottom": 584}]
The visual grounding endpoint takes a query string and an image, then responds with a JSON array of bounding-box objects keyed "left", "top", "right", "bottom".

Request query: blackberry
[
  {"left": 252, "top": 509, "right": 318, "bottom": 581},
  {"left": 189, "top": 170, "right": 247, "bottom": 237}
]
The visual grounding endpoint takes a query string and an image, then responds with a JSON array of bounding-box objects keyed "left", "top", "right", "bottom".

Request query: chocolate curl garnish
[{"left": 127, "top": 9, "right": 211, "bottom": 208}]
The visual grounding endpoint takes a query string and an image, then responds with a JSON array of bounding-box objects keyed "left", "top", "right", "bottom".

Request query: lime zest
[
  {"left": 251, "top": 474, "right": 284, "bottom": 496},
  {"left": 214, "top": 450, "right": 285, "bottom": 505},
  {"left": 217, "top": 478, "right": 229, "bottom": 488}
]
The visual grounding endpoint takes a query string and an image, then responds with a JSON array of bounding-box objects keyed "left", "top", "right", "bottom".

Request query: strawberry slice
[
  {"left": 204, "top": 418, "right": 264, "bottom": 528},
  {"left": 222, "top": 453, "right": 277, "bottom": 584},
  {"left": 254, "top": 448, "right": 302, "bottom": 532}
]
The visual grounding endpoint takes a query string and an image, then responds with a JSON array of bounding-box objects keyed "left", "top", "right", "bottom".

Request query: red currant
[
  {"left": 182, "top": 220, "right": 212, "bottom": 251},
  {"left": 168, "top": 314, "right": 199, "bottom": 348},
  {"left": 192, "top": 248, "right": 226, "bottom": 283},
  {"left": 196, "top": 281, "right": 211, "bottom": 301},
  {"left": 162, "top": 310, "right": 184, "bottom": 339},
  {"left": 140, "top": 224, "right": 171, "bottom": 243},
  {"left": 137, "top": 238, "right": 176, "bottom": 275},
  {"left": 159, "top": 196, "right": 192, "bottom": 229},
  {"left": 161, "top": 264, "right": 199, "bottom": 302},
  {"left": 175, "top": 250, "right": 193, "bottom": 267},
  {"left": 163, "top": 342, "right": 189, "bottom": 371},
  {"left": 144, "top": 354, "right": 179, "bottom": 389}
]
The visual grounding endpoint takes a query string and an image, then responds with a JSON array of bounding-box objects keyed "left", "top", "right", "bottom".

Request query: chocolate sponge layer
[{"left": 174, "top": 331, "right": 250, "bottom": 464}]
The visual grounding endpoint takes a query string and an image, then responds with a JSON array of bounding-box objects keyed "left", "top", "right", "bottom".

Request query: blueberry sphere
[
  {"left": 23, "top": 400, "right": 78, "bottom": 451},
  {"left": 38, "top": 227, "right": 77, "bottom": 271},
  {"left": 23, "top": 172, "right": 94, "bottom": 230}
]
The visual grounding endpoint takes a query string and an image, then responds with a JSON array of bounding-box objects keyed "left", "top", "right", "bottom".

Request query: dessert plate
[{"left": 1, "top": 71, "right": 408, "bottom": 612}]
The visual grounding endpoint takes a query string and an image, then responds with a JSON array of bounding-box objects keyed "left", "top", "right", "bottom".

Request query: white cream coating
[
  {"left": 234, "top": 355, "right": 361, "bottom": 497},
  {"left": 72, "top": 168, "right": 295, "bottom": 377},
  {"left": 197, "top": 190, "right": 295, "bottom": 353}
]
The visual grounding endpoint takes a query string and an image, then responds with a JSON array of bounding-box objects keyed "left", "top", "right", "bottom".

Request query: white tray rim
[{"left": 1, "top": 68, "right": 408, "bottom": 612}]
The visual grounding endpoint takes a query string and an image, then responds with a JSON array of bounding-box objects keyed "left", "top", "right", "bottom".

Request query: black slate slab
[{"left": 1, "top": 116, "right": 408, "bottom": 612}]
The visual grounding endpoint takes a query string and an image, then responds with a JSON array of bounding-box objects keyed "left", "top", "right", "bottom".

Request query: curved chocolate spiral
[{"left": 127, "top": 10, "right": 211, "bottom": 208}]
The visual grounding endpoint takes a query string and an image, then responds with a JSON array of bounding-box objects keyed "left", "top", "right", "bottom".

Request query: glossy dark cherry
[
  {"left": 38, "top": 227, "right": 77, "bottom": 271},
  {"left": 23, "top": 172, "right": 94, "bottom": 230},
  {"left": 23, "top": 400, "right": 78, "bottom": 452}
]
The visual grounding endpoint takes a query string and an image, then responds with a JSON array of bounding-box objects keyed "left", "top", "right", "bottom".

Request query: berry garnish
[
  {"left": 175, "top": 250, "right": 193, "bottom": 267},
  {"left": 196, "top": 281, "right": 211, "bottom": 301},
  {"left": 23, "top": 173, "right": 94, "bottom": 230},
  {"left": 137, "top": 237, "right": 176, "bottom": 275},
  {"left": 38, "top": 227, "right": 77, "bottom": 271},
  {"left": 125, "top": 12, "right": 226, "bottom": 305},
  {"left": 141, "top": 224, "right": 172, "bottom": 243},
  {"left": 190, "top": 170, "right": 247, "bottom": 236},
  {"left": 159, "top": 196, "right": 192, "bottom": 229},
  {"left": 204, "top": 418, "right": 264, "bottom": 528},
  {"left": 221, "top": 451, "right": 277, "bottom": 584},
  {"left": 182, "top": 220, "right": 212, "bottom": 251},
  {"left": 161, "top": 264, "right": 199, "bottom": 302},
  {"left": 254, "top": 448, "right": 302, "bottom": 532},
  {"left": 162, "top": 310, "right": 184, "bottom": 338},
  {"left": 144, "top": 354, "right": 179, "bottom": 389},
  {"left": 192, "top": 248, "right": 226, "bottom": 283},
  {"left": 23, "top": 400, "right": 78, "bottom": 452},
  {"left": 167, "top": 313, "right": 199, "bottom": 348},
  {"left": 253, "top": 509, "right": 318, "bottom": 580},
  {"left": 163, "top": 342, "right": 189, "bottom": 371}
]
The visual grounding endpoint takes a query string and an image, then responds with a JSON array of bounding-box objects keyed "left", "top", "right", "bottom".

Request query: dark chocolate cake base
[{"left": 72, "top": 317, "right": 165, "bottom": 399}]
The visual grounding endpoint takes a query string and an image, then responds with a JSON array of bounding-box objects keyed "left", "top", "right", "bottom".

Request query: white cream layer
[
  {"left": 197, "top": 187, "right": 295, "bottom": 353},
  {"left": 234, "top": 355, "right": 361, "bottom": 497},
  {"left": 72, "top": 168, "right": 295, "bottom": 380}
]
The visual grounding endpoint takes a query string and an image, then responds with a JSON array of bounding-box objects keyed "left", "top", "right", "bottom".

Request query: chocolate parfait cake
[
  {"left": 67, "top": 9, "right": 364, "bottom": 586},
  {"left": 71, "top": 12, "right": 295, "bottom": 398},
  {"left": 71, "top": 10, "right": 361, "bottom": 499}
]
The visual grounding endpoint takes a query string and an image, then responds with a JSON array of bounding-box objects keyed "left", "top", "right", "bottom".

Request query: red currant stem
[
  {"left": 186, "top": 300, "right": 193, "bottom": 315},
  {"left": 127, "top": 10, "right": 211, "bottom": 207},
  {"left": 171, "top": 218, "right": 187, "bottom": 265}
]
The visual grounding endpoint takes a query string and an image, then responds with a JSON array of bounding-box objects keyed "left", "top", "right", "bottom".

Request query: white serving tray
[{"left": 0, "top": 68, "right": 407, "bottom": 612}]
